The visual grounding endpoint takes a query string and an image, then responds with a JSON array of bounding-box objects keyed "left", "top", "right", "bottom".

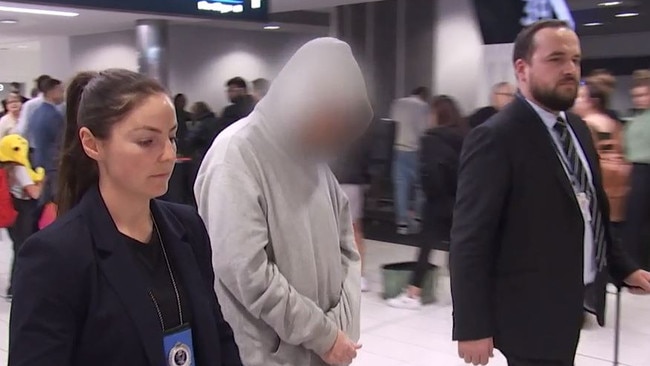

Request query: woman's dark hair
[
  {"left": 57, "top": 69, "right": 166, "bottom": 215},
  {"left": 173, "top": 93, "right": 187, "bottom": 110},
  {"left": 432, "top": 95, "right": 468, "bottom": 134},
  {"left": 583, "top": 76, "right": 610, "bottom": 113},
  {"left": 190, "top": 101, "right": 213, "bottom": 120}
]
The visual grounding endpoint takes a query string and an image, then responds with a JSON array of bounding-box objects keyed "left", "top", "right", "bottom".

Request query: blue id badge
[{"left": 163, "top": 324, "right": 195, "bottom": 366}]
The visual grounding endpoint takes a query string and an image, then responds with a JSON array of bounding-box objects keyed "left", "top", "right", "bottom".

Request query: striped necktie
[{"left": 553, "top": 116, "right": 607, "bottom": 270}]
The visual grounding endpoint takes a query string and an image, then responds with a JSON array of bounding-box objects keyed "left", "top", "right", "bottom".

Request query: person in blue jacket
[{"left": 9, "top": 68, "right": 242, "bottom": 366}]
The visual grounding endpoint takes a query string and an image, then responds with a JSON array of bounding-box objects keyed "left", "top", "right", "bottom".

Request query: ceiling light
[
  {"left": 0, "top": 6, "right": 79, "bottom": 17},
  {"left": 598, "top": 1, "right": 622, "bottom": 6},
  {"left": 17, "top": 45, "right": 28, "bottom": 49},
  {"left": 584, "top": 22, "right": 604, "bottom": 26},
  {"left": 615, "top": 12, "right": 639, "bottom": 17},
  {"left": 264, "top": 25, "right": 280, "bottom": 30},
  {"left": 0, "top": 19, "right": 17, "bottom": 24}
]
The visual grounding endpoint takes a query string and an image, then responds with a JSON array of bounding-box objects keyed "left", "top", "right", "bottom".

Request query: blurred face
[
  {"left": 430, "top": 107, "right": 439, "bottom": 128},
  {"left": 47, "top": 84, "right": 65, "bottom": 105},
  {"left": 631, "top": 86, "right": 650, "bottom": 111},
  {"left": 572, "top": 85, "right": 591, "bottom": 116},
  {"left": 515, "top": 27, "right": 581, "bottom": 112},
  {"left": 5, "top": 93, "right": 22, "bottom": 115},
  {"left": 492, "top": 85, "right": 515, "bottom": 110},
  {"left": 227, "top": 85, "right": 246, "bottom": 103},
  {"left": 81, "top": 93, "right": 177, "bottom": 200},
  {"left": 299, "top": 106, "right": 368, "bottom": 158}
]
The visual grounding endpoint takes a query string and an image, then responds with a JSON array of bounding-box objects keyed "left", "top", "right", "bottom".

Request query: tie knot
[{"left": 554, "top": 116, "right": 567, "bottom": 133}]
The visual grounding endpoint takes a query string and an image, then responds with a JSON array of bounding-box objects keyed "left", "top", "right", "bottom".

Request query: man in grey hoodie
[{"left": 194, "top": 38, "right": 373, "bottom": 366}]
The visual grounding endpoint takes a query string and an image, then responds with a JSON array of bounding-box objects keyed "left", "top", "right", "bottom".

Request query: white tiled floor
[{"left": 0, "top": 232, "right": 649, "bottom": 366}]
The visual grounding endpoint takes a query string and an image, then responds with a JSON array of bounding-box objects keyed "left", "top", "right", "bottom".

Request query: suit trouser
[
  {"left": 506, "top": 356, "right": 573, "bottom": 366},
  {"left": 623, "top": 163, "right": 650, "bottom": 269}
]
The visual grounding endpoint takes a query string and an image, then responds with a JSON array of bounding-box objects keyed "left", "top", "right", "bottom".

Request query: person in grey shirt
[
  {"left": 194, "top": 37, "right": 372, "bottom": 366},
  {"left": 390, "top": 87, "right": 430, "bottom": 234}
]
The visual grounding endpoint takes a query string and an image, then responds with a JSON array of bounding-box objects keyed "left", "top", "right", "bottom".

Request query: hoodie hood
[{"left": 254, "top": 37, "right": 373, "bottom": 147}]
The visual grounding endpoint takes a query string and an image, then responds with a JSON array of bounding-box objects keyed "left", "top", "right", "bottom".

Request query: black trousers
[
  {"left": 410, "top": 218, "right": 450, "bottom": 288},
  {"left": 7, "top": 197, "right": 37, "bottom": 294},
  {"left": 507, "top": 357, "right": 573, "bottom": 366},
  {"left": 623, "top": 163, "right": 650, "bottom": 269}
]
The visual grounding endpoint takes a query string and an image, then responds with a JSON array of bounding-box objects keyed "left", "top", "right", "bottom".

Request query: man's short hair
[
  {"left": 632, "top": 69, "right": 650, "bottom": 89},
  {"left": 9, "top": 82, "right": 20, "bottom": 89},
  {"left": 513, "top": 20, "right": 572, "bottom": 64},
  {"left": 35, "top": 74, "right": 52, "bottom": 92},
  {"left": 41, "top": 78, "right": 62, "bottom": 94},
  {"left": 492, "top": 82, "right": 513, "bottom": 93},
  {"left": 411, "top": 86, "right": 430, "bottom": 99},
  {"left": 226, "top": 77, "right": 248, "bottom": 91},
  {"left": 253, "top": 78, "right": 270, "bottom": 92}
]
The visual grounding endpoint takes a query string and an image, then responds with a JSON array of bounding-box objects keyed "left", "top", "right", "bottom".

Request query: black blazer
[
  {"left": 450, "top": 97, "right": 638, "bottom": 360},
  {"left": 9, "top": 185, "right": 242, "bottom": 366}
]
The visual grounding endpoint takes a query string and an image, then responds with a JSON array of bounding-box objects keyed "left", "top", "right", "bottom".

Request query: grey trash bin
[{"left": 381, "top": 262, "right": 438, "bottom": 304}]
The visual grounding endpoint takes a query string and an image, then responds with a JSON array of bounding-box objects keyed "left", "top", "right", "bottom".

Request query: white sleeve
[
  {"left": 14, "top": 166, "right": 34, "bottom": 188},
  {"left": 14, "top": 101, "right": 32, "bottom": 136}
]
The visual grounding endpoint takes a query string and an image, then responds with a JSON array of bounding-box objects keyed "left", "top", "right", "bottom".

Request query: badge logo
[{"left": 168, "top": 342, "right": 192, "bottom": 366}]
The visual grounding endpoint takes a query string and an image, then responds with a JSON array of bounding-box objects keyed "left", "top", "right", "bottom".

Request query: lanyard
[{"left": 148, "top": 215, "right": 184, "bottom": 330}]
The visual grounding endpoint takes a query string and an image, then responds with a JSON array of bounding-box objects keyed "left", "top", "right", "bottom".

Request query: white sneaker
[
  {"left": 397, "top": 225, "right": 410, "bottom": 235},
  {"left": 361, "top": 277, "right": 370, "bottom": 293},
  {"left": 387, "top": 293, "right": 422, "bottom": 310}
]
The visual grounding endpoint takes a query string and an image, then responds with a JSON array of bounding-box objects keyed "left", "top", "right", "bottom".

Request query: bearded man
[{"left": 449, "top": 20, "right": 650, "bottom": 366}]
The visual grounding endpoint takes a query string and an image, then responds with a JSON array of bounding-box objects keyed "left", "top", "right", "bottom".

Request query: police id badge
[{"left": 163, "top": 324, "right": 195, "bottom": 366}]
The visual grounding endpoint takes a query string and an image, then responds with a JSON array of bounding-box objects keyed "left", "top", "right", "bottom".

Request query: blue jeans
[{"left": 392, "top": 150, "right": 424, "bottom": 226}]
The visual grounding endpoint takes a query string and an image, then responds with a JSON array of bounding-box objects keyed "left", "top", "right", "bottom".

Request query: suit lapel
[
  {"left": 81, "top": 186, "right": 163, "bottom": 366},
  {"left": 151, "top": 201, "right": 221, "bottom": 363},
  {"left": 512, "top": 98, "right": 578, "bottom": 204}
]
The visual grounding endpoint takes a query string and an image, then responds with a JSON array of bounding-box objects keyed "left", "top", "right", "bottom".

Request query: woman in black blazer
[
  {"left": 9, "top": 69, "right": 242, "bottom": 366},
  {"left": 388, "top": 95, "right": 468, "bottom": 309}
]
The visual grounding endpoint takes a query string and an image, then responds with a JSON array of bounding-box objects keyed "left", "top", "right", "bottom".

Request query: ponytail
[{"left": 56, "top": 71, "right": 99, "bottom": 216}]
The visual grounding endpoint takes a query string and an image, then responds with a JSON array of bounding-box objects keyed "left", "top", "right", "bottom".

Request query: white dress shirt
[{"left": 527, "top": 99, "right": 597, "bottom": 285}]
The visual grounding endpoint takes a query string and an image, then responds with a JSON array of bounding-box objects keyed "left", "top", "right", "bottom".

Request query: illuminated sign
[
  {"left": 197, "top": 0, "right": 244, "bottom": 14},
  {"left": 9, "top": 0, "right": 268, "bottom": 21},
  {"left": 473, "top": 0, "right": 573, "bottom": 44}
]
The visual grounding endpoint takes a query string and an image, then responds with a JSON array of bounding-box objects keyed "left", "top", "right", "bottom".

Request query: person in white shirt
[
  {"left": 390, "top": 87, "right": 430, "bottom": 235},
  {"left": 0, "top": 93, "right": 22, "bottom": 138}
]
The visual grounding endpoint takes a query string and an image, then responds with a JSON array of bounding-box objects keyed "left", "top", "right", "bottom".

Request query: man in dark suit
[
  {"left": 450, "top": 20, "right": 650, "bottom": 366},
  {"left": 220, "top": 77, "right": 255, "bottom": 128}
]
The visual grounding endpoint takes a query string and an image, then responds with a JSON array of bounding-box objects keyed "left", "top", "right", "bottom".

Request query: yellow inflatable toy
[{"left": 0, "top": 134, "right": 45, "bottom": 183}]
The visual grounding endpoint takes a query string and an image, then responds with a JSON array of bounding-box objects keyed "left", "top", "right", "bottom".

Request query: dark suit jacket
[
  {"left": 9, "top": 185, "right": 242, "bottom": 366},
  {"left": 220, "top": 95, "right": 255, "bottom": 129},
  {"left": 450, "top": 97, "right": 638, "bottom": 360}
]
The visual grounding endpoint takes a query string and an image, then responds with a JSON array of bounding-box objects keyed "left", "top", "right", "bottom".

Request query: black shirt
[{"left": 124, "top": 231, "right": 192, "bottom": 332}]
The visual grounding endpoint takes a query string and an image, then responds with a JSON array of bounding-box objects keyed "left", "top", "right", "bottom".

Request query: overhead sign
[
  {"left": 474, "top": 0, "right": 574, "bottom": 44},
  {"left": 9, "top": 0, "right": 269, "bottom": 21}
]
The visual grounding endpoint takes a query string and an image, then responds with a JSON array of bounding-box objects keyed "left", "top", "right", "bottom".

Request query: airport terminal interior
[{"left": 2, "top": 0, "right": 650, "bottom": 365}]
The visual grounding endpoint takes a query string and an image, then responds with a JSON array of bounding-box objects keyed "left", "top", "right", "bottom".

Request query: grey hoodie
[{"left": 194, "top": 38, "right": 373, "bottom": 366}]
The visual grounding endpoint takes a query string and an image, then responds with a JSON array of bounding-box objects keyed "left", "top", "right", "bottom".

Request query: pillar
[{"left": 135, "top": 19, "right": 169, "bottom": 87}]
